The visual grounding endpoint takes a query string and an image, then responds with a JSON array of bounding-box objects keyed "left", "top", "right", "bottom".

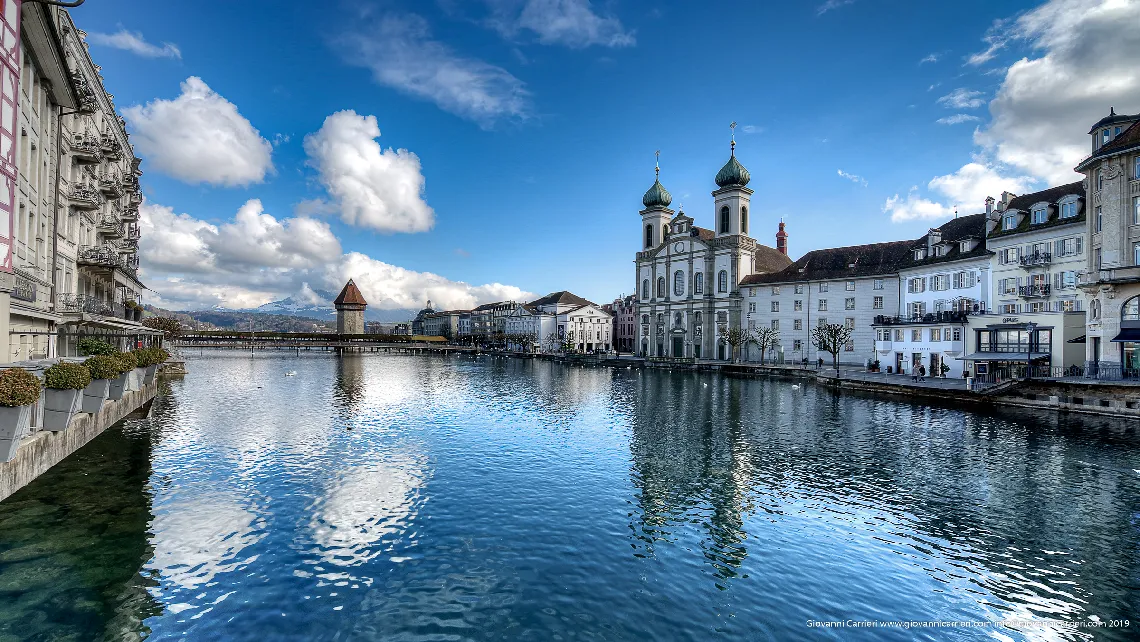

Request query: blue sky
[{"left": 76, "top": 0, "right": 1140, "bottom": 311}]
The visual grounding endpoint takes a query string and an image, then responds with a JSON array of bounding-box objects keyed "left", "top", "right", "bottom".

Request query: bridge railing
[{"left": 176, "top": 331, "right": 448, "bottom": 344}]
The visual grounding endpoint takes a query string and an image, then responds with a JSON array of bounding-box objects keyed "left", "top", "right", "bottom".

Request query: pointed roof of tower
[{"left": 333, "top": 279, "right": 368, "bottom": 306}]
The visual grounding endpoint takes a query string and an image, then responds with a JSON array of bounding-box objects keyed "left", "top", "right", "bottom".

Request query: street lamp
[{"left": 1025, "top": 322, "right": 1038, "bottom": 379}]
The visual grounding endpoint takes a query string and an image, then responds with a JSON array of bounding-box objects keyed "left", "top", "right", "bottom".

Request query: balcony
[
  {"left": 872, "top": 311, "right": 970, "bottom": 326},
  {"left": 128, "top": 191, "right": 143, "bottom": 206},
  {"left": 55, "top": 293, "right": 127, "bottom": 319},
  {"left": 1078, "top": 266, "right": 1140, "bottom": 286},
  {"left": 1019, "top": 252, "right": 1051, "bottom": 267},
  {"left": 77, "top": 244, "right": 140, "bottom": 283},
  {"left": 1018, "top": 284, "right": 1051, "bottom": 298},
  {"left": 97, "top": 216, "right": 125, "bottom": 237},
  {"left": 97, "top": 173, "right": 123, "bottom": 197},
  {"left": 121, "top": 206, "right": 139, "bottom": 221},
  {"left": 69, "top": 183, "right": 103, "bottom": 210},
  {"left": 100, "top": 134, "right": 123, "bottom": 160},
  {"left": 71, "top": 134, "right": 102, "bottom": 163}
]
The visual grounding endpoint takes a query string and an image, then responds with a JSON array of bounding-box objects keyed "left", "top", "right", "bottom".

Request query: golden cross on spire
[
  {"left": 730, "top": 122, "right": 737, "bottom": 153},
  {"left": 655, "top": 149, "right": 661, "bottom": 178}
]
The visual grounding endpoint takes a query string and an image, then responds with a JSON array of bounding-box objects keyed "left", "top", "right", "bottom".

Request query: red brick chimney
[{"left": 776, "top": 220, "right": 788, "bottom": 256}]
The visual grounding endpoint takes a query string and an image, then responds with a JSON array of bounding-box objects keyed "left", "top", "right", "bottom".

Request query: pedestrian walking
[
  {"left": 918, "top": 364, "right": 926, "bottom": 382},
  {"left": 911, "top": 362, "right": 919, "bottom": 382}
]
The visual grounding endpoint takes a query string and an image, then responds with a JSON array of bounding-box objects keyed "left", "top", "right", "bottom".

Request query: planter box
[
  {"left": 109, "top": 373, "right": 128, "bottom": 400},
  {"left": 43, "top": 388, "right": 82, "bottom": 431},
  {"left": 143, "top": 364, "right": 158, "bottom": 385},
  {"left": 82, "top": 379, "right": 110, "bottom": 414},
  {"left": 0, "top": 404, "right": 33, "bottom": 462},
  {"left": 131, "top": 368, "right": 145, "bottom": 390}
]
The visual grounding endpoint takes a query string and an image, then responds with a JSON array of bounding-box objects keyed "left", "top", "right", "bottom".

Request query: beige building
[{"left": 0, "top": 4, "right": 154, "bottom": 364}]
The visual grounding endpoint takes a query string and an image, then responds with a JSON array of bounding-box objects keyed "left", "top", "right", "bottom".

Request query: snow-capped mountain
[{"left": 242, "top": 295, "right": 417, "bottom": 322}]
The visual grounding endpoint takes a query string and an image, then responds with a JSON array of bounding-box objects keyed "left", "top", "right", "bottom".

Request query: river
[{"left": 0, "top": 352, "right": 1137, "bottom": 641}]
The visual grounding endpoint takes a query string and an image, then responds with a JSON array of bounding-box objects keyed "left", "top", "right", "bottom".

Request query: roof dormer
[{"left": 1089, "top": 107, "right": 1139, "bottom": 152}]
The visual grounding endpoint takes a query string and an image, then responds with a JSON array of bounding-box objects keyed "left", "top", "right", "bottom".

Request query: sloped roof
[
  {"left": 906, "top": 213, "right": 992, "bottom": 268},
  {"left": 755, "top": 244, "right": 794, "bottom": 273},
  {"left": 333, "top": 279, "right": 367, "bottom": 306},
  {"left": 1076, "top": 119, "right": 1140, "bottom": 170},
  {"left": 529, "top": 291, "right": 595, "bottom": 308},
  {"left": 740, "top": 240, "right": 915, "bottom": 285},
  {"left": 989, "top": 181, "right": 1085, "bottom": 238}
]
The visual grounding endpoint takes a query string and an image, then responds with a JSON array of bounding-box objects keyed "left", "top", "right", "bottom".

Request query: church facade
[{"left": 634, "top": 142, "right": 791, "bottom": 359}]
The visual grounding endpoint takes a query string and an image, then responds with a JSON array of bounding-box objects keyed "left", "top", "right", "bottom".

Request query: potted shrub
[
  {"left": 129, "top": 348, "right": 152, "bottom": 389},
  {"left": 43, "top": 362, "right": 91, "bottom": 431},
  {"left": 138, "top": 347, "right": 169, "bottom": 384},
  {"left": 0, "top": 368, "right": 42, "bottom": 462},
  {"left": 109, "top": 351, "right": 136, "bottom": 400},
  {"left": 78, "top": 336, "right": 117, "bottom": 356},
  {"left": 82, "top": 355, "right": 121, "bottom": 414}
]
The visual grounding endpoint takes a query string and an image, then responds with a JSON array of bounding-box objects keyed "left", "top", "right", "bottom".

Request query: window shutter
[
  {"left": 1054, "top": 240, "right": 1062, "bottom": 256},
  {"left": 1053, "top": 273, "right": 1061, "bottom": 290},
  {"left": 1075, "top": 237, "right": 1083, "bottom": 254}
]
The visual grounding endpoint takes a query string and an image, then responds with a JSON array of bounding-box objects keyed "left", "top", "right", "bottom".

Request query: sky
[{"left": 73, "top": 0, "right": 1140, "bottom": 312}]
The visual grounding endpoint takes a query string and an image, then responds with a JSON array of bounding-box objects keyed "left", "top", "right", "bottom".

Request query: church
[{"left": 634, "top": 138, "right": 791, "bottom": 359}]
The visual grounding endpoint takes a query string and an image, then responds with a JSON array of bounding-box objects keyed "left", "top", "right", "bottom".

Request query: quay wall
[{"left": 0, "top": 381, "right": 158, "bottom": 502}]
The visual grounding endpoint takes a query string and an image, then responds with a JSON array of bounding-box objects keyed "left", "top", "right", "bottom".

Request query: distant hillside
[
  {"left": 143, "top": 306, "right": 336, "bottom": 333},
  {"left": 248, "top": 295, "right": 417, "bottom": 323}
]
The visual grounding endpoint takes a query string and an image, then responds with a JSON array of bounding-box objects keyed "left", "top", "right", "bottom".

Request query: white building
[
  {"left": 634, "top": 141, "right": 791, "bottom": 360},
  {"left": 1075, "top": 107, "right": 1140, "bottom": 375},
  {"left": 503, "top": 291, "right": 610, "bottom": 353},
  {"left": 872, "top": 213, "right": 991, "bottom": 377}
]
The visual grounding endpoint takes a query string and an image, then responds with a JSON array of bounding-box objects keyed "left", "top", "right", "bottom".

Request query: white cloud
[
  {"left": 937, "top": 88, "right": 986, "bottom": 109},
  {"left": 975, "top": 0, "right": 1140, "bottom": 185},
  {"left": 936, "top": 114, "right": 982, "bottom": 125},
  {"left": 966, "top": 18, "right": 1013, "bottom": 66},
  {"left": 303, "top": 111, "right": 434, "bottom": 234},
  {"left": 816, "top": 0, "right": 854, "bottom": 16},
  {"left": 927, "top": 162, "right": 1036, "bottom": 209},
  {"left": 124, "top": 77, "right": 273, "bottom": 187},
  {"left": 837, "top": 169, "right": 867, "bottom": 186},
  {"left": 740, "top": 124, "right": 764, "bottom": 135},
  {"left": 882, "top": 188, "right": 956, "bottom": 223},
  {"left": 919, "top": 52, "right": 940, "bottom": 64},
  {"left": 486, "top": 0, "right": 634, "bottom": 48},
  {"left": 338, "top": 14, "right": 530, "bottom": 128},
  {"left": 86, "top": 29, "right": 181, "bottom": 59},
  {"left": 139, "top": 199, "right": 532, "bottom": 312}
]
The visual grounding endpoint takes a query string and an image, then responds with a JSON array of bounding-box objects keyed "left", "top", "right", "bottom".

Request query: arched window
[
  {"left": 656, "top": 276, "right": 666, "bottom": 298},
  {"left": 673, "top": 270, "right": 685, "bottom": 296},
  {"left": 1123, "top": 296, "right": 1140, "bottom": 321},
  {"left": 645, "top": 224, "right": 653, "bottom": 248},
  {"left": 718, "top": 270, "right": 729, "bottom": 293},
  {"left": 673, "top": 312, "right": 683, "bottom": 327},
  {"left": 1091, "top": 299, "right": 1101, "bottom": 320},
  {"left": 741, "top": 206, "right": 748, "bottom": 235},
  {"left": 694, "top": 272, "right": 704, "bottom": 294},
  {"left": 719, "top": 206, "right": 730, "bottom": 234},
  {"left": 694, "top": 311, "right": 702, "bottom": 325},
  {"left": 641, "top": 279, "right": 649, "bottom": 300}
]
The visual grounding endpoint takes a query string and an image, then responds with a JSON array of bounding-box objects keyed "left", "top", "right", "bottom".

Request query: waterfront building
[
  {"left": 333, "top": 280, "right": 367, "bottom": 334},
  {"left": 634, "top": 141, "right": 791, "bottom": 360},
  {"left": 1075, "top": 108, "right": 1140, "bottom": 374},
  {"left": 469, "top": 300, "right": 519, "bottom": 340},
  {"left": 603, "top": 295, "right": 637, "bottom": 353},
  {"left": 423, "top": 310, "right": 465, "bottom": 339},
  {"left": 411, "top": 300, "right": 435, "bottom": 335},
  {"left": 0, "top": 5, "right": 150, "bottom": 362},
  {"left": 872, "top": 213, "right": 991, "bottom": 377},
  {"left": 503, "top": 291, "right": 610, "bottom": 352},
  {"left": 741, "top": 242, "right": 908, "bottom": 365}
]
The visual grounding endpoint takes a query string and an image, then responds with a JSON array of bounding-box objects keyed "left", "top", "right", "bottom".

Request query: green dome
[
  {"left": 642, "top": 178, "right": 672, "bottom": 209},
  {"left": 715, "top": 151, "right": 751, "bottom": 188}
]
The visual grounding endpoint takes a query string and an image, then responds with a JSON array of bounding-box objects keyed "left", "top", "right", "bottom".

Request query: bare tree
[
  {"left": 811, "top": 323, "right": 853, "bottom": 372},
  {"left": 751, "top": 326, "right": 780, "bottom": 364},
  {"left": 721, "top": 327, "right": 751, "bottom": 363}
]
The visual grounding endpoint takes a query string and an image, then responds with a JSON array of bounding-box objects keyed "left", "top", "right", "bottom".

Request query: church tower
[
  {"left": 640, "top": 152, "right": 674, "bottom": 250},
  {"left": 712, "top": 124, "right": 753, "bottom": 238},
  {"left": 334, "top": 279, "right": 367, "bottom": 335},
  {"left": 776, "top": 220, "right": 789, "bottom": 255}
]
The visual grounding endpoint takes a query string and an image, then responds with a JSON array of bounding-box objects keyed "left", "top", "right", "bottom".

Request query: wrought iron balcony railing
[
  {"left": 71, "top": 134, "right": 102, "bottom": 161},
  {"left": 97, "top": 173, "right": 123, "bottom": 196},
  {"left": 69, "top": 183, "right": 103, "bottom": 209},
  {"left": 77, "top": 245, "right": 140, "bottom": 282},
  {"left": 872, "top": 311, "right": 969, "bottom": 325},
  {"left": 55, "top": 293, "right": 124, "bottom": 318},
  {"left": 97, "top": 217, "right": 125, "bottom": 237},
  {"left": 1019, "top": 252, "right": 1051, "bottom": 267},
  {"left": 1018, "top": 284, "right": 1051, "bottom": 298}
]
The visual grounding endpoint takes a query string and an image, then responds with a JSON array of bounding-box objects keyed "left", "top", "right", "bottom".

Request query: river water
[{"left": 0, "top": 353, "right": 1137, "bottom": 641}]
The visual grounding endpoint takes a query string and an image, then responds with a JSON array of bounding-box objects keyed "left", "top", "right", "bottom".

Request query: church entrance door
[{"left": 672, "top": 337, "right": 684, "bottom": 358}]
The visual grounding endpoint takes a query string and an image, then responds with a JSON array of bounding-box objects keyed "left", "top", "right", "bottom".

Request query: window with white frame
[
  {"left": 1060, "top": 271, "right": 1077, "bottom": 289},
  {"left": 894, "top": 329, "right": 903, "bottom": 342},
  {"left": 718, "top": 270, "right": 728, "bottom": 293},
  {"left": 932, "top": 275, "right": 949, "bottom": 291},
  {"left": 846, "top": 281, "right": 855, "bottom": 291},
  {"left": 952, "top": 328, "right": 961, "bottom": 341},
  {"left": 1060, "top": 200, "right": 1078, "bottom": 219},
  {"left": 930, "top": 328, "right": 941, "bottom": 342},
  {"left": 771, "top": 319, "right": 779, "bottom": 330},
  {"left": 845, "top": 297, "right": 855, "bottom": 310},
  {"left": 1003, "top": 214, "right": 1016, "bottom": 230},
  {"left": 770, "top": 301, "right": 779, "bottom": 312},
  {"left": 793, "top": 339, "right": 802, "bottom": 351},
  {"left": 749, "top": 302, "right": 756, "bottom": 313},
  {"left": 1096, "top": 206, "right": 1103, "bottom": 232},
  {"left": 873, "top": 279, "right": 884, "bottom": 290},
  {"left": 1031, "top": 207, "right": 1048, "bottom": 224},
  {"left": 844, "top": 339, "right": 854, "bottom": 352},
  {"left": 771, "top": 286, "right": 780, "bottom": 295},
  {"left": 873, "top": 296, "right": 883, "bottom": 309},
  {"left": 794, "top": 319, "right": 802, "bottom": 330},
  {"left": 749, "top": 287, "right": 756, "bottom": 296},
  {"left": 818, "top": 317, "right": 828, "bottom": 327},
  {"left": 1001, "top": 303, "right": 1017, "bottom": 314},
  {"left": 818, "top": 299, "right": 827, "bottom": 311},
  {"left": 1001, "top": 247, "right": 1019, "bottom": 263},
  {"left": 908, "top": 301, "right": 926, "bottom": 317},
  {"left": 845, "top": 318, "right": 855, "bottom": 329},
  {"left": 819, "top": 282, "right": 829, "bottom": 292},
  {"left": 657, "top": 277, "right": 666, "bottom": 298},
  {"left": 1061, "top": 299, "right": 1077, "bottom": 312},
  {"left": 794, "top": 284, "right": 804, "bottom": 294},
  {"left": 907, "top": 277, "right": 926, "bottom": 293},
  {"left": 694, "top": 272, "right": 704, "bottom": 294},
  {"left": 911, "top": 329, "right": 921, "bottom": 341},
  {"left": 674, "top": 270, "right": 685, "bottom": 296},
  {"left": 1134, "top": 242, "right": 1140, "bottom": 266},
  {"left": 1133, "top": 196, "right": 1140, "bottom": 225}
]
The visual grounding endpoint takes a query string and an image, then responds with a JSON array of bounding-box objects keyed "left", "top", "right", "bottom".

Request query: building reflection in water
[{"left": 333, "top": 353, "right": 366, "bottom": 416}]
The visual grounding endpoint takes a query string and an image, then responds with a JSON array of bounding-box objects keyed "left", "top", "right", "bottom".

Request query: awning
[
  {"left": 962, "top": 351, "right": 1051, "bottom": 361},
  {"left": 1111, "top": 328, "right": 1140, "bottom": 342},
  {"left": 1067, "top": 335, "right": 1086, "bottom": 344}
]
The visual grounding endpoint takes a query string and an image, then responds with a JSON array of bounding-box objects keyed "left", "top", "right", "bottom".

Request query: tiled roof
[
  {"left": 528, "top": 291, "right": 595, "bottom": 308},
  {"left": 333, "top": 279, "right": 367, "bottom": 306},
  {"left": 1076, "top": 120, "right": 1140, "bottom": 170},
  {"left": 1087, "top": 110, "right": 1139, "bottom": 134},
  {"left": 755, "top": 244, "right": 794, "bottom": 273},
  {"left": 906, "top": 213, "right": 993, "bottom": 268},
  {"left": 740, "top": 239, "right": 914, "bottom": 285},
  {"left": 989, "top": 181, "right": 1085, "bottom": 239}
]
